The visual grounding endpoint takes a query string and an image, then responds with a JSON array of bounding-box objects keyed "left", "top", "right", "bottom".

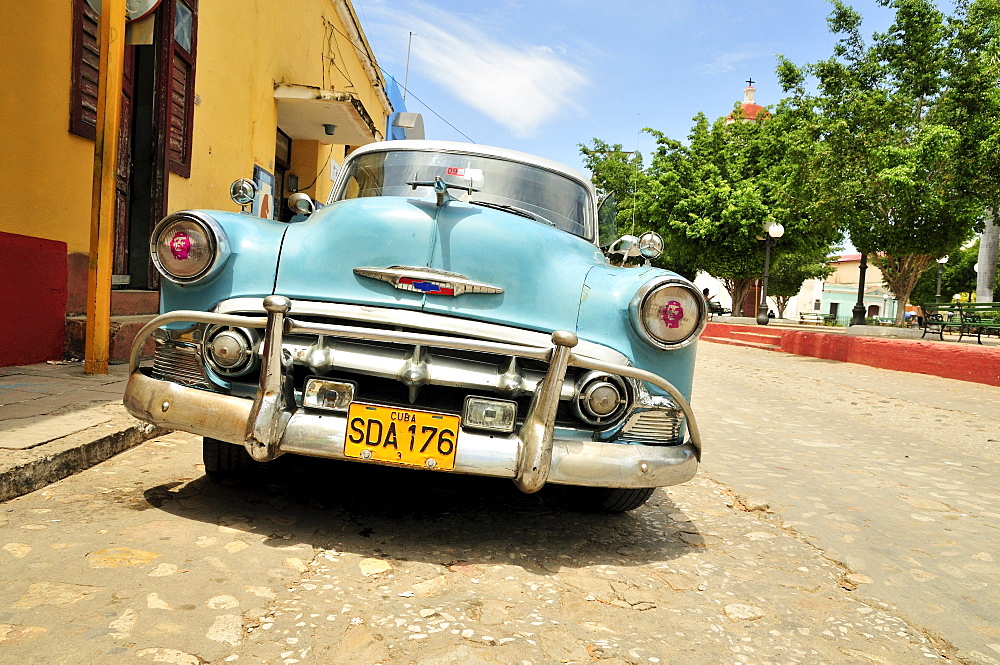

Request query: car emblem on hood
[{"left": 354, "top": 266, "right": 504, "bottom": 297}]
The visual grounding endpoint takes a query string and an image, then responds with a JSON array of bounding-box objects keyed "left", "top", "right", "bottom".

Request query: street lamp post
[
  {"left": 935, "top": 256, "right": 949, "bottom": 303},
  {"left": 756, "top": 223, "right": 784, "bottom": 325},
  {"left": 850, "top": 252, "right": 868, "bottom": 326}
]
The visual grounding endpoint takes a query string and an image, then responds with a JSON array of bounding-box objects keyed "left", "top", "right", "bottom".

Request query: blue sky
[{"left": 353, "top": 0, "right": 901, "bottom": 175}]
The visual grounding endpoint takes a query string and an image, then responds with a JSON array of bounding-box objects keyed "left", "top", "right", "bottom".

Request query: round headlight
[
  {"left": 151, "top": 212, "right": 226, "bottom": 283},
  {"left": 630, "top": 278, "right": 706, "bottom": 349}
]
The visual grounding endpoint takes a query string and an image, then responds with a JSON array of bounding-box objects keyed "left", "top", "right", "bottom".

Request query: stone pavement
[
  {"left": 0, "top": 429, "right": 952, "bottom": 664},
  {"left": 696, "top": 341, "right": 1000, "bottom": 664},
  {"left": 0, "top": 361, "right": 166, "bottom": 503},
  {"left": 0, "top": 336, "right": 997, "bottom": 662}
]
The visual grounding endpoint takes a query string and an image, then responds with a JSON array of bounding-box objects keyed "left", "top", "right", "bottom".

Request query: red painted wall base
[
  {"left": 0, "top": 232, "right": 68, "bottom": 367},
  {"left": 705, "top": 322, "right": 1000, "bottom": 387}
]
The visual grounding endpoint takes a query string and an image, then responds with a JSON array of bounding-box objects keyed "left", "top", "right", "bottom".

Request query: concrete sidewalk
[{"left": 0, "top": 361, "right": 167, "bottom": 503}]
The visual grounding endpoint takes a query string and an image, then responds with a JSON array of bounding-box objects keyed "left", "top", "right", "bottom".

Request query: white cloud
[
  {"left": 698, "top": 51, "right": 753, "bottom": 76},
  {"left": 361, "top": 3, "right": 589, "bottom": 138}
]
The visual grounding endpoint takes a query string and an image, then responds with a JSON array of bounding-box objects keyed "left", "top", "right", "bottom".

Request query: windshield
[{"left": 333, "top": 149, "right": 593, "bottom": 239}]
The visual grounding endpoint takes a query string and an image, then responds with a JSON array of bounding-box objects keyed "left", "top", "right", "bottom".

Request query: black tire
[
  {"left": 203, "top": 437, "right": 260, "bottom": 480},
  {"left": 553, "top": 486, "right": 656, "bottom": 513}
]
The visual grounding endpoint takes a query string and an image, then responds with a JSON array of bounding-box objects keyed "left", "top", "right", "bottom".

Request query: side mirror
[
  {"left": 605, "top": 231, "right": 663, "bottom": 267},
  {"left": 287, "top": 192, "right": 316, "bottom": 217},
  {"left": 638, "top": 231, "right": 663, "bottom": 259},
  {"left": 230, "top": 178, "right": 257, "bottom": 213}
]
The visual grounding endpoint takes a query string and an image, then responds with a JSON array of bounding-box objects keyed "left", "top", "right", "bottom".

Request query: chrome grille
[
  {"left": 153, "top": 341, "right": 211, "bottom": 388},
  {"left": 618, "top": 409, "right": 682, "bottom": 445}
]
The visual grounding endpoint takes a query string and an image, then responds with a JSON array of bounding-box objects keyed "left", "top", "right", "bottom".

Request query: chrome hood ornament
[{"left": 354, "top": 266, "right": 504, "bottom": 297}]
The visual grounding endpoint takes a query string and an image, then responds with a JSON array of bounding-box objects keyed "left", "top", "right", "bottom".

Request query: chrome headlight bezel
[
  {"left": 150, "top": 211, "right": 230, "bottom": 284},
  {"left": 629, "top": 276, "right": 707, "bottom": 350}
]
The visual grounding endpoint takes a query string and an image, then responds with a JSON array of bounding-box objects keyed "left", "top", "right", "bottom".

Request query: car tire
[
  {"left": 203, "top": 437, "right": 260, "bottom": 480},
  {"left": 554, "top": 486, "right": 656, "bottom": 513}
]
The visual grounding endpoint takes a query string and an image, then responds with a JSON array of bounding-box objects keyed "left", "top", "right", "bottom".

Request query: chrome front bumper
[{"left": 124, "top": 296, "right": 701, "bottom": 492}]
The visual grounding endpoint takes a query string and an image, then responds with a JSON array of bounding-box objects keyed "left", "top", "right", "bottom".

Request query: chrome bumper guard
[{"left": 125, "top": 296, "right": 701, "bottom": 492}]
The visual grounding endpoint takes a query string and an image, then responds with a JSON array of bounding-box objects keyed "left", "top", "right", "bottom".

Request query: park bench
[
  {"left": 707, "top": 301, "right": 730, "bottom": 317},
  {"left": 920, "top": 303, "right": 964, "bottom": 341},
  {"left": 872, "top": 316, "right": 895, "bottom": 326},
  {"left": 918, "top": 302, "right": 1000, "bottom": 344},
  {"left": 959, "top": 302, "right": 1000, "bottom": 345}
]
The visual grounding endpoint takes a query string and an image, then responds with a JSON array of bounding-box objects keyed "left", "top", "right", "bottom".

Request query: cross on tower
[{"left": 746, "top": 78, "right": 755, "bottom": 87}]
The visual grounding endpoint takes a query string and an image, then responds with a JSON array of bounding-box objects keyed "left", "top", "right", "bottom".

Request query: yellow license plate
[{"left": 345, "top": 403, "right": 460, "bottom": 470}]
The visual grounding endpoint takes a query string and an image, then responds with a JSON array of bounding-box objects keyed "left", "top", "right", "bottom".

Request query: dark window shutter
[
  {"left": 70, "top": 0, "right": 100, "bottom": 140},
  {"left": 165, "top": 0, "right": 198, "bottom": 177}
]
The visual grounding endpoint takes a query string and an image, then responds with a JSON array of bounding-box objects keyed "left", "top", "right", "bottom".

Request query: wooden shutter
[
  {"left": 70, "top": 0, "right": 100, "bottom": 140},
  {"left": 161, "top": 0, "right": 198, "bottom": 177}
]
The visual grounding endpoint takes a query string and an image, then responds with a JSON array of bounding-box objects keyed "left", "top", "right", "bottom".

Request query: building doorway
[{"left": 74, "top": 0, "right": 197, "bottom": 290}]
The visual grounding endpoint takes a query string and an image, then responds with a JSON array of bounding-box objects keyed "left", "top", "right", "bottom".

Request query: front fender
[
  {"left": 576, "top": 266, "right": 700, "bottom": 400},
  {"left": 159, "top": 210, "right": 288, "bottom": 314}
]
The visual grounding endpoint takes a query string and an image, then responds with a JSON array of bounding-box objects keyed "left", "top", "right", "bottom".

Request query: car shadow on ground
[{"left": 142, "top": 454, "right": 700, "bottom": 573}]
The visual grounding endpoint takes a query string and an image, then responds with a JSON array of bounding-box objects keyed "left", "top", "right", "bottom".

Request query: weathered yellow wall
[
  {"left": 0, "top": 0, "right": 389, "bottom": 252},
  {"left": 167, "top": 0, "right": 390, "bottom": 213},
  {"left": 829, "top": 259, "right": 885, "bottom": 286},
  {"left": 0, "top": 2, "right": 96, "bottom": 254}
]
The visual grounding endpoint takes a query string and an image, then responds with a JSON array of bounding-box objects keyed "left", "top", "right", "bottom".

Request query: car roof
[{"left": 347, "top": 140, "right": 596, "bottom": 197}]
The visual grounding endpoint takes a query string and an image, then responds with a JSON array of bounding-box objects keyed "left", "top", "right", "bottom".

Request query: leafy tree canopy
[
  {"left": 582, "top": 100, "right": 840, "bottom": 314},
  {"left": 777, "top": 0, "right": 1000, "bottom": 323}
]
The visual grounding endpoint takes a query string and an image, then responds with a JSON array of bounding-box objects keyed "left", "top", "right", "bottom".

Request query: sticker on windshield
[{"left": 445, "top": 167, "right": 483, "bottom": 180}]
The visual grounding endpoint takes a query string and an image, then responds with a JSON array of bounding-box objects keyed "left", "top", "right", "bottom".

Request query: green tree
[
  {"left": 641, "top": 114, "right": 771, "bottom": 314},
  {"left": 768, "top": 248, "right": 837, "bottom": 319},
  {"left": 778, "top": 0, "right": 996, "bottom": 324},
  {"left": 579, "top": 139, "right": 646, "bottom": 245},
  {"left": 910, "top": 241, "right": 991, "bottom": 304},
  {"left": 583, "top": 100, "right": 839, "bottom": 315},
  {"left": 640, "top": 105, "right": 838, "bottom": 315}
]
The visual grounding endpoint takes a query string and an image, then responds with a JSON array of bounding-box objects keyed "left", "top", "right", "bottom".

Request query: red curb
[{"left": 704, "top": 322, "right": 1000, "bottom": 387}]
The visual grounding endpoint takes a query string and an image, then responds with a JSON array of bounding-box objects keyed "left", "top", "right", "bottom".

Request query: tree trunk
[
  {"left": 774, "top": 295, "right": 791, "bottom": 319},
  {"left": 721, "top": 277, "right": 755, "bottom": 317},
  {"left": 870, "top": 253, "right": 934, "bottom": 326},
  {"left": 977, "top": 211, "right": 998, "bottom": 303}
]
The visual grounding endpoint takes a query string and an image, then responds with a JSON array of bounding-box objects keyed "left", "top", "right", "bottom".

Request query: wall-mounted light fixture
[{"left": 323, "top": 124, "right": 337, "bottom": 136}]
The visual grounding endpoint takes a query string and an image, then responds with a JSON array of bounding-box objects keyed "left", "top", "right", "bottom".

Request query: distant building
[
  {"left": 792, "top": 253, "right": 898, "bottom": 324},
  {"left": 724, "top": 80, "right": 771, "bottom": 124}
]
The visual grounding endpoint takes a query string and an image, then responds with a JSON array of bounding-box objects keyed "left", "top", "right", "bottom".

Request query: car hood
[{"left": 274, "top": 197, "right": 606, "bottom": 334}]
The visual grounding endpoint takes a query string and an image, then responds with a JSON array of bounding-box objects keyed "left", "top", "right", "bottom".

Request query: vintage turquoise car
[{"left": 123, "top": 140, "right": 705, "bottom": 512}]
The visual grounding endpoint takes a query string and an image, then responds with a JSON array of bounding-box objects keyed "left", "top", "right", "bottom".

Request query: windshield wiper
[{"left": 469, "top": 200, "right": 554, "bottom": 225}]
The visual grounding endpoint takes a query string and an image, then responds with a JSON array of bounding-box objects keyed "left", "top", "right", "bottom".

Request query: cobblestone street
[{"left": 0, "top": 342, "right": 997, "bottom": 664}]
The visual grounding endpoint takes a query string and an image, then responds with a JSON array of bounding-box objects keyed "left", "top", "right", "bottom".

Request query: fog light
[
  {"left": 463, "top": 397, "right": 517, "bottom": 433},
  {"left": 210, "top": 331, "right": 248, "bottom": 368},
  {"left": 572, "top": 371, "right": 630, "bottom": 426},
  {"left": 204, "top": 326, "right": 258, "bottom": 378},
  {"left": 303, "top": 378, "right": 356, "bottom": 412}
]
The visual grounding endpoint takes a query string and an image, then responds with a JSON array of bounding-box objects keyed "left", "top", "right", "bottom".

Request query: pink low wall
[{"left": 704, "top": 322, "right": 1000, "bottom": 387}]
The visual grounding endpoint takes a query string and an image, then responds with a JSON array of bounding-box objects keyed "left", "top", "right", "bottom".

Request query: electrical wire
[
  {"left": 324, "top": 20, "right": 476, "bottom": 143},
  {"left": 299, "top": 144, "right": 335, "bottom": 192}
]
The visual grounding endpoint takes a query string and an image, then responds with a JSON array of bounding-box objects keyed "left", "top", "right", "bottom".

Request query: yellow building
[{"left": 0, "top": 0, "right": 397, "bottom": 366}]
